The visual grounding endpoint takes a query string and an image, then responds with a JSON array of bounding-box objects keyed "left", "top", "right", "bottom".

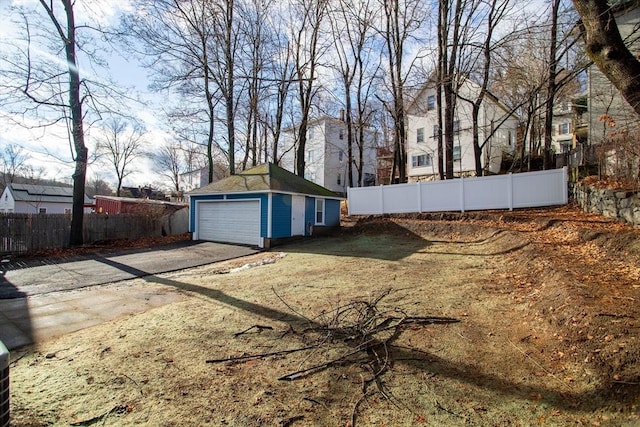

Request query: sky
[
  {"left": 0, "top": 0, "right": 555, "bottom": 192},
  {"left": 0, "top": 0, "right": 173, "bottom": 190}
]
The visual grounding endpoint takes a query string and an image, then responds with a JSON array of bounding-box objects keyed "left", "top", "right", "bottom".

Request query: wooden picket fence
[{"left": 0, "top": 213, "right": 166, "bottom": 255}]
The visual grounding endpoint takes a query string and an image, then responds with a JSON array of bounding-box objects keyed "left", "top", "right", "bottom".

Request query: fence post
[
  {"left": 562, "top": 166, "right": 568, "bottom": 204},
  {"left": 347, "top": 187, "right": 351, "bottom": 216},
  {"left": 460, "top": 176, "right": 465, "bottom": 213},
  {"left": 417, "top": 181, "right": 422, "bottom": 213},
  {"left": 508, "top": 173, "right": 514, "bottom": 211},
  {"left": 379, "top": 185, "right": 384, "bottom": 215}
]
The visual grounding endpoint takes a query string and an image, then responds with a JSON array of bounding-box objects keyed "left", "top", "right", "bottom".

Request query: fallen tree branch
[
  {"left": 234, "top": 324, "right": 274, "bottom": 337},
  {"left": 206, "top": 345, "right": 316, "bottom": 364}
]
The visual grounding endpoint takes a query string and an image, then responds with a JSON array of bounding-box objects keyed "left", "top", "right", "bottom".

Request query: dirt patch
[{"left": 8, "top": 206, "right": 640, "bottom": 426}]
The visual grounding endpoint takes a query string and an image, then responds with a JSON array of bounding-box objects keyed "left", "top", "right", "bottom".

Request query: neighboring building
[
  {"left": 406, "top": 79, "right": 519, "bottom": 180},
  {"left": 179, "top": 163, "right": 226, "bottom": 192},
  {"left": 179, "top": 168, "right": 209, "bottom": 192},
  {"left": 188, "top": 163, "right": 343, "bottom": 248},
  {"left": 551, "top": 99, "right": 576, "bottom": 154},
  {"left": 586, "top": 0, "right": 640, "bottom": 146},
  {"left": 281, "top": 115, "right": 378, "bottom": 194},
  {"left": 0, "top": 183, "right": 91, "bottom": 214},
  {"left": 94, "top": 195, "right": 186, "bottom": 215},
  {"left": 376, "top": 146, "right": 396, "bottom": 185}
]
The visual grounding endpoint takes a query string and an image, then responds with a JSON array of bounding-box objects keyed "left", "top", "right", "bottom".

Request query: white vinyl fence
[{"left": 348, "top": 167, "right": 568, "bottom": 215}]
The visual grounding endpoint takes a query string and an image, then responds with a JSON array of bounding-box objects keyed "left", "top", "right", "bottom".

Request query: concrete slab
[
  {"left": 0, "top": 241, "right": 258, "bottom": 350},
  {"left": 1, "top": 241, "right": 258, "bottom": 298}
]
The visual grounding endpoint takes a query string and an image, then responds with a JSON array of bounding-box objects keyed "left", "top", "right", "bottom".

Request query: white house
[
  {"left": 406, "top": 79, "right": 519, "bottom": 180},
  {"left": 0, "top": 183, "right": 91, "bottom": 214},
  {"left": 281, "top": 116, "right": 378, "bottom": 194},
  {"left": 551, "top": 99, "right": 575, "bottom": 154}
]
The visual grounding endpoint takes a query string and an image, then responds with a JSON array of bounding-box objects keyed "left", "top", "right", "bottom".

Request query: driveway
[
  {"left": 0, "top": 240, "right": 259, "bottom": 298},
  {"left": 0, "top": 241, "right": 260, "bottom": 349}
]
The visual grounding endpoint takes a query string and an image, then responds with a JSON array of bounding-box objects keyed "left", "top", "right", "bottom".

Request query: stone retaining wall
[{"left": 572, "top": 184, "right": 640, "bottom": 227}]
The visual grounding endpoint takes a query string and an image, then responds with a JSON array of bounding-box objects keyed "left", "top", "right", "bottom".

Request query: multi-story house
[
  {"left": 551, "top": 99, "right": 576, "bottom": 154},
  {"left": 406, "top": 79, "right": 519, "bottom": 180},
  {"left": 281, "top": 115, "right": 378, "bottom": 194}
]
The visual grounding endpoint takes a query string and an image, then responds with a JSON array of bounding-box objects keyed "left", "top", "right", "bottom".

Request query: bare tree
[
  {"left": 291, "top": 0, "right": 329, "bottom": 177},
  {"left": 265, "top": 26, "right": 297, "bottom": 166},
  {"left": 94, "top": 118, "right": 146, "bottom": 197},
  {"left": 1, "top": 1, "right": 89, "bottom": 245},
  {"left": 86, "top": 175, "right": 114, "bottom": 197},
  {"left": 454, "top": 0, "right": 513, "bottom": 176},
  {"left": 123, "top": 0, "right": 224, "bottom": 183},
  {"left": 1, "top": 144, "right": 31, "bottom": 185},
  {"left": 238, "top": 0, "right": 272, "bottom": 169},
  {"left": 330, "top": 0, "right": 381, "bottom": 187},
  {"left": 153, "top": 140, "right": 184, "bottom": 194},
  {"left": 209, "top": 0, "right": 241, "bottom": 174},
  {"left": 379, "top": 0, "right": 426, "bottom": 183},
  {"left": 572, "top": 0, "right": 640, "bottom": 117}
]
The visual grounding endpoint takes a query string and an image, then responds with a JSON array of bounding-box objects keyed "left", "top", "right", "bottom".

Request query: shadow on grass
[
  {"left": 280, "top": 221, "right": 432, "bottom": 261},
  {"left": 90, "top": 255, "right": 638, "bottom": 414}
]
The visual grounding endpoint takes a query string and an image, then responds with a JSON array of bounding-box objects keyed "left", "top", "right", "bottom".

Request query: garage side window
[{"left": 315, "top": 199, "right": 325, "bottom": 225}]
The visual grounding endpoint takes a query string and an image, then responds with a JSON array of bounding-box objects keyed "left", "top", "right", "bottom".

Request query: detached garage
[{"left": 188, "top": 163, "right": 343, "bottom": 248}]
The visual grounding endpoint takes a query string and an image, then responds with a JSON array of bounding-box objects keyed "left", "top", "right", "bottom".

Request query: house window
[
  {"left": 433, "top": 125, "right": 439, "bottom": 138},
  {"left": 338, "top": 150, "right": 344, "bottom": 162},
  {"left": 337, "top": 173, "right": 342, "bottom": 186},
  {"left": 39, "top": 208, "right": 47, "bottom": 214},
  {"left": 416, "top": 127, "right": 424, "bottom": 143},
  {"left": 412, "top": 154, "right": 432, "bottom": 167},
  {"left": 307, "top": 150, "right": 314, "bottom": 162},
  {"left": 453, "top": 145, "right": 461, "bottom": 161},
  {"left": 308, "top": 127, "right": 314, "bottom": 139},
  {"left": 508, "top": 131, "right": 513, "bottom": 147},
  {"left": 339, "top": 128, "right": 344, "bottom": 140},
  {"left": 453, "top": 120, "right": 460, "bottom": 133},
  {"left": 64, "top": 208, "right": 72, "bottom": 215},
  {"left": 315, "top": 199, "right": 325, "bottom": 224},
  {"left": 558, "top": 122, "right": 570, "bottom": 135},
  {"left": 427, "top": 95, "right": 435, "bottom": 111}
]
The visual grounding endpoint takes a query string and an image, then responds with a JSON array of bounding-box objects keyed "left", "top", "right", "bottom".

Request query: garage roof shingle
[{"left": 188, "top": 163, "right": 342, "bottom": 198}]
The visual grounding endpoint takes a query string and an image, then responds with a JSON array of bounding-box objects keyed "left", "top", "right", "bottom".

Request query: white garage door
[{"left": 197, "top": 200, "right": 261, "bottom": 246}]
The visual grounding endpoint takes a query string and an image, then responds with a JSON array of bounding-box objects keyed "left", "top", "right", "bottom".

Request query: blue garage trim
[
  {"left": 324, "top": 199, "right": 341, "bottom": 226},
  {"left": 305, "top": 197, "right": 315, "bottom": 234},
  {"left": 271, "top": 194, "right": 292, "bottom": 238}
]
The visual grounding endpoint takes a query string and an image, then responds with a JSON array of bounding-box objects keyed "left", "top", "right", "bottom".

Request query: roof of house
[
  {"left": 5, "top": 183, "right": 91, "bottom": 204},
  {"left": 189, "top": 163, "right": 343, "bottom": 199},
  {"left": 95, "top": 195, "right": 187, "bottom": 207}
]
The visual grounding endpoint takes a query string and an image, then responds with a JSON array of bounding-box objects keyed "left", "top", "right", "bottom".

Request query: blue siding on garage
[
  {"left": 304, "top": 197, "right": 340, "bottom": 230},
  {"left": 272, "top": 194, "right": 292, "bottom": 238},
  {"left": 190, "top": 191, "right": 340, "bottom": 240},
  {"left": 325, "top": 199, "right": 341, "bottom": 226},
  {"left": 305, "top": 197, "right": 315, "bottom": 234}
]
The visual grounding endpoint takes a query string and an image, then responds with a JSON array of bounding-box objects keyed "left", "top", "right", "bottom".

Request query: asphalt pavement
[{"left": 0, "top": 241, "right": 259, "bottom": 350}]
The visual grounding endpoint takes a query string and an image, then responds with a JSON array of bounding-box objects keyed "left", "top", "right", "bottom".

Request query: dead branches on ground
[{"left": 206, "top": 288, "right": 459, "bottom": 425}]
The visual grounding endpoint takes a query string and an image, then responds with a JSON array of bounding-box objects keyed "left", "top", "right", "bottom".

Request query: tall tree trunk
[
  {"left": 543, "top": 0, "right": 560, "bottom": 170},
  {"left": 44, "top": 0, "right": 87, "bottom": 246}
]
